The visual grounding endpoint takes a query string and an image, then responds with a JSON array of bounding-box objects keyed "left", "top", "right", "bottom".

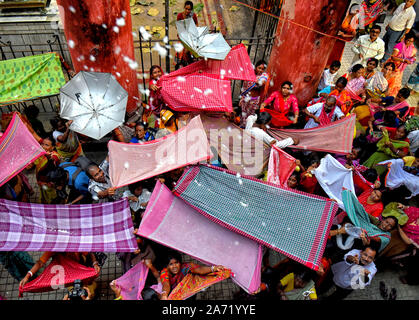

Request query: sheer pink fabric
[
  {"left": 0, "top": 113, "right": 45, "bottom": 187},
  {"left": 138, "top": 181, "right": 263, "bottom": 294},
  {"left": 108, "top": 115, "right": 212, "bottom": 187},
  {"left": 115, "top": 261, "right": 149, "bottom": 300}
]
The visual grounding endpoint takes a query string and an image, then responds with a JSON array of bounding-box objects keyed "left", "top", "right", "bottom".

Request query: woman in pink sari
[
  {"left": 260, "top": 81, "right": 299, "bottom": 128},
  {"left": 239, "top": 60, "right": 269, "bottom": 126},
  {"left": 343, "top": 64, "right": 367, "bottom": 104},
  {"left": 386, "top": 32, "right": 417, "bottom": 97}
]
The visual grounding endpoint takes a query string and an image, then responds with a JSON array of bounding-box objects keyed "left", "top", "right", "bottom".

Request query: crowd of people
[{"left": 0, "top": 0, "right": 418, "bottom": 301}]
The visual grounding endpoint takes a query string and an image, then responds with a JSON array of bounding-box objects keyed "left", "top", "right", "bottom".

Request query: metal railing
[{"left": 0, "top": 31, "right": 275, "bottom": 114}]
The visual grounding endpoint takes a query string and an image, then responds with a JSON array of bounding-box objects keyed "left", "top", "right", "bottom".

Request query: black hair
[
  {"left": 135, "top": 122, "right": 147, "bottom": 130},
  {"left": 46, "top": 167, "right": 68, "bottom": 186},
  {"left": 383, "top": 110, "right": 397, "bottom": 126},
  {"left": 351, "top": 64, "right": 364, "bottom": 73},
  {"left": 256, "top": 111, "right": 272, "bottom": 125},
  {"left": 396, "top": 124, "right": 408, "bottom": 139},
  {"left": 24, "top": 105, "right": 40, "bottom": 119},
  {"left": 141, "top": 287, "right": 160, "bottom": 300},
  {"left": 184, "top": 1, "right": 194, "bottom": 9},
  {"left": 384, "top": 61, "right": 396, "bottom": 71},
  {"left": 49, "top": 117, "right": 64, "bottom": 131},
  {"left": 255, "top": 60, "right": 267, "bottom": 68},
  {"left": 336, "top": 76, "right": 348, "bottom": 87},
  {"left": 294, "top": 269, "right": 313, "bottom": 283},
  {"left": 128, "top": 180, "right": 144, "bottom": 194},
  {"left": 149, "top": 65, "right": 162, "bottom": 77},
  {"left": 165, "top": 250, "right": 182, "bottom": 267},
  {"left": 330, "top": 60, "right": 341, "bottom": 69},
  {"left": 42, "top": 134, "right": 56, "bottom": 147},
  {"left": 404, "top": 31, "right": 416, "bottom": 42},
  {"left": 398, "top": 87, "right": 411, "bottom": 100},
  {"left": 367, "top": 57, "right": 379, "bottom": 67},
  {"left": 370, "top": 24, "right": 381, "bottom": 32},
  {"left": 362, "top": 168, "right": 378, "bottom": 183},
  {"left": 281, "top": 81, "right": 293, "bottom": 90},
  {"left": 175, "top": 61, "right": 187, "bottom": 70},
  {"left": 384, "top": 215, "right": 399, "bottom": 230},
  {"left": 415, "top": 148, "right": 419, "bottom": 158},
  {"left": 363, "top": 244, "right": 379, "bottom": 255}
]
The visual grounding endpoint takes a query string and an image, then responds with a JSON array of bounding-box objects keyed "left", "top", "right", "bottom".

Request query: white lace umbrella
[
  {"left": 59, "top": 71, "right": 128, "bottom": 140},
  {"left": 176, "top": 18, "right": 231, "bottom": 60}
]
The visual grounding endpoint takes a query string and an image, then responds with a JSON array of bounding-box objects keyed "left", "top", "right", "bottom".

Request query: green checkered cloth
[
  {"left": 0, "top": 52, "right": 66, "bottom": 106},
  {"left": 174, "top": 165, "right": 339, "bottom": 270}
]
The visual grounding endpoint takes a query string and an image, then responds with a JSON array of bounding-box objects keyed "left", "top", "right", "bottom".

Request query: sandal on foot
[
  {"left": 379, "top": 281, "right": 388, "bottom": 299},
  {"left": 389, "top": 288, "right": 397, "bottom": 300}
]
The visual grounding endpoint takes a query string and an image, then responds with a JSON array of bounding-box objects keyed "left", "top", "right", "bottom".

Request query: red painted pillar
[
  {"left": 57, "top": 0, "right": 139, "bottom": 114},
  {"left": 267, "top": 0, "right": 350, "bottom": 106}
]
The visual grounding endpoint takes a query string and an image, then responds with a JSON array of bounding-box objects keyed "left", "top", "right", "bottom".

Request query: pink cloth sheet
[
  {"left": 158, "top": 73, "right": 233, "bottom": 112},
  {"left": 164, "top": 44, "right": 256, "bottom": 82},
  {"left": 108, "top": 115, "right": 212, "bottom": 188},
  {"left": 115, "top": 261, "right": 149, "bottom": 300},
  {"left": 267, "top": 146, "right": 296, "bottom": 187},
  {"left": 138, "top": 181, "right": 263, "bottom": 294},
  {"left": 268, "top": 114, "right": 356, "bottom": 154},
  {"left": 0, "top": 112, "right": 45, "bottom": 187}
]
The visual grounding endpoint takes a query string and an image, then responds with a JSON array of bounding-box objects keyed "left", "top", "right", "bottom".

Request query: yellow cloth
[
  {"left": 403, "top": 156, "right": 415, "bottom": 167},
  {"left": 280, "top": 273, "right": 317, "bottom": 300}
]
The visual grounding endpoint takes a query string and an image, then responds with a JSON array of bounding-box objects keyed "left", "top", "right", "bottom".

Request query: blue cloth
[
  {"left": 319, "top": 86, "right": 332, "bottom": 95},
  {"left": 59, "top": 162, "right": 90, "bottom": 195}
]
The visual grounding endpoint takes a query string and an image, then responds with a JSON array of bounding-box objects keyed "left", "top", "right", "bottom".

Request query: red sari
[
  {"left": 357, "top": 189, "right": 383, "bottom": 218},
  {"left": 261, "top": 92, "right": 298, "bottom": 127}
]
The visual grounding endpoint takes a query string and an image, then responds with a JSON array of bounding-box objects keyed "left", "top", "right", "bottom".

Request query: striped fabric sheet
[
  {"left": 163, "top": 44, "right": 256, "bottom": 82},
  {"left": 138, "top": 181, "right": 262, "bottom": 294},
  {"left": 0, "top": 198, "right": 137, "bottom": 252},
  {"left": 159, "top": 73, "right": 233, "bottom": 112},
  {"left": 267, "top": 146, "right": 296, "bottom": 187},
  {"left": 268, "top": 114, "right": 356, "bottom": 154},
  {"left": 0, "top": 113, "right": 46, "bottom": 187},
  {"left": 173, "top": 165, "right": 339, "bottom": 271}
]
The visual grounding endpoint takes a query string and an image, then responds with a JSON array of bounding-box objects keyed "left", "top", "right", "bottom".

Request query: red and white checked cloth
[
  {"left": 0, "top": 198, "right": 137, "bottom": 252},
  {"left": 165, "top": 44, "right": 256, "bottom": 82},
  {"left": 158, "top": 72, "right": 233, "bottom": 112}
]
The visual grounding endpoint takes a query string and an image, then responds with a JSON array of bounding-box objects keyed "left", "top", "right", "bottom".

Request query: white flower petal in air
[
  {"left": 139, "top": 26, "right": 152, "bottom": 41},
  {"left": 236, "top": 173, "right": 241, "bottom": 178},
  {"left": 92, "top": 195, "right": 99, "bottom": 201},
  {"left": 68, "top": 6, "right": 76, "bottom": 13},
  {"left": 163, "top": 36, "right": 169, "bottom": 44},
  {"left": 68, "top": 40, "right": 75, "bottom": 48},
  {"left": 115, "top": 72, "right": 121, "bottom": 77},
  {"left": 113, "top": 26, "right": 120, "bottom": 33},
  {"left": 193, "top": 87, "right": 203, "bottom": 93},
  {"left": 124, "top": 162, "right": 130, "bottom": 169},
  {"left": 102, "top": 24, "right": 107, "bottom": 29},
  {"left": 89, "top": 55, "right": 96, "bottom": 62},
  {"left": 204, "top": 89, "right": 213, "bottom": 96},
  {"left": 238, "top": 179, "right": 243, "bottom": 185},
  {"left": 176, "top": 76, "right": 186, "bottom": 82},
  {"left": 173, "top": 42, "right": 184, "bottom": 53},
  {"left": 114, "top": 46, "right": 121, "bottom": 55},
  {"left": 116, "top": 17, "right": 126, "bottom": 27},
  {"left": 152, "top": 43, "right": 167, "bottom": 57},
  {"left": 122, "top": 10, "right": 127, "bottom": 17}
]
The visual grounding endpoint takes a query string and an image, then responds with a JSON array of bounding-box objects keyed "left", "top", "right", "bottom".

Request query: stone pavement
[{"left": 1, "top": 4, "right": 419, "bottom": 301}]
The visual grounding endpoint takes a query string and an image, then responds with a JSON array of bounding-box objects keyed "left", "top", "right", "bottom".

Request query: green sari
[{"left": 363, "top": 130, "right": 410, "bottom": 175}]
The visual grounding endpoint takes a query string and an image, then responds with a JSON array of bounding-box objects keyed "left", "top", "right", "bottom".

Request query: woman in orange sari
[{"left": 318, "top": 77, "right": 352, "bottom": 115}]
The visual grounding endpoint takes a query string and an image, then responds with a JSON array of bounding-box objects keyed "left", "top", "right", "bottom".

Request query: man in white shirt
[
  {"left": 326, "top": 246, "right": 378, "bottom": 300},
  {"left": 303, "top": 96, "right": 344, "bottom": 129},
  {"left": 351, "top": 25, "right": 385, "bottom": 66},
  {"left": 245, "top": 112, "right": 298, "bottom": 148},
  {"left": 382, "top": 0, "right": 416, "bottom": 62}
]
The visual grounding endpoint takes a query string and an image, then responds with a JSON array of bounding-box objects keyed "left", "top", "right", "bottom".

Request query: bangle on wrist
[
  {"left": 93, "top": 261, "right": 99, "bottom": 266},
  {"left": 27, "top": 271, "right": 33, "bottom": 277}
]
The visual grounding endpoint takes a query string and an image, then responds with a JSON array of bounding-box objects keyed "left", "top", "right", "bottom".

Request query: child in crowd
[{"left": 317, "top": 60, "right": 341, "bottom": 92}]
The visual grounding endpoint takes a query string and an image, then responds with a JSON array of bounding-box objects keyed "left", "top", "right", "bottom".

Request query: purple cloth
[
  {"left": 0, "top": 199, "right": 137, "bottom": 252},
  {"left": 138, "top": 181, "right": 263, "bottom": 294}
]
